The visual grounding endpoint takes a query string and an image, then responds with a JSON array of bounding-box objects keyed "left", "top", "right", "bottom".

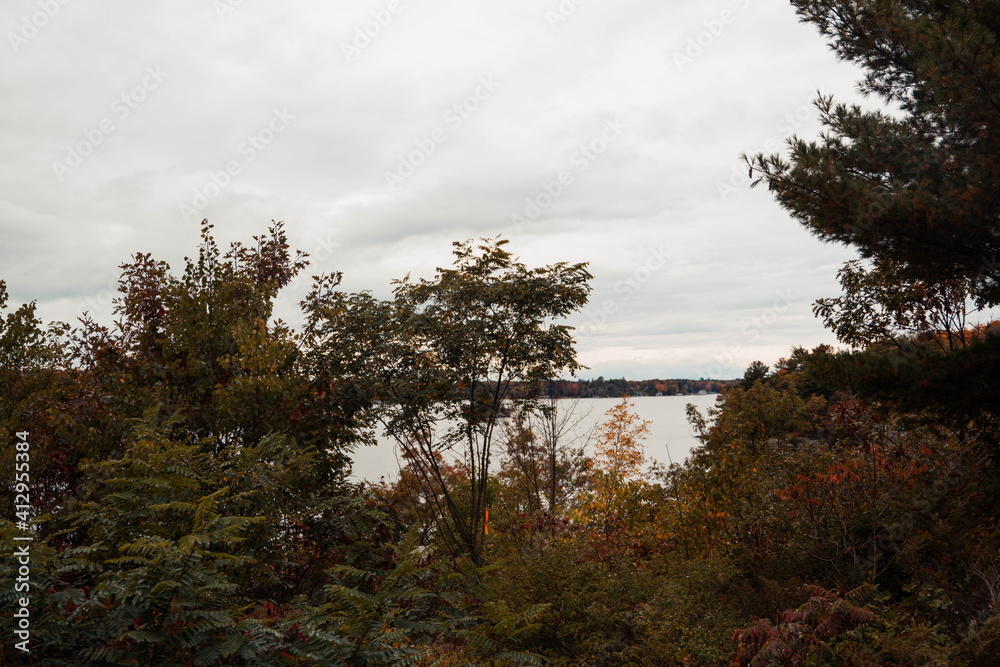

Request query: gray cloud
[{"left": 1, "top": 0, "right": 870, "bottom": 378}]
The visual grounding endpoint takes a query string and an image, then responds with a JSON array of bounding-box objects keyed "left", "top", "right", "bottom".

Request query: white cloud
[{"left": 0, "top": 0, "right": 869, "bottom": 378}]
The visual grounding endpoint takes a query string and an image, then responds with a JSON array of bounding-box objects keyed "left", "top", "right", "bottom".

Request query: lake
[{"left": 349, "top": 394, "right": 722, "bottom": 482}]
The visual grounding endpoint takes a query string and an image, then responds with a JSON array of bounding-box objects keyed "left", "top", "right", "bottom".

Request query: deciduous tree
[{"left": 303, "top": 238, "right": 592, "bottom": 565}]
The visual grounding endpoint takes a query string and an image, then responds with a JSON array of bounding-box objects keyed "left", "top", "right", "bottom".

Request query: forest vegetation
[
  {"left": 532, "top": 379, "right": 732, "bottom": 399},
  {"left": 4, "top": 1, "right": 1000, "bottom": 664}
]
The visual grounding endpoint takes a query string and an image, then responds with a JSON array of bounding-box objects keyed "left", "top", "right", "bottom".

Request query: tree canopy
[
  {"left": 6, "top": 3, "right": 1000, "bottom": 664},
  {"left": 747, "top": 0, "right": 1000, "bottom": 306}
]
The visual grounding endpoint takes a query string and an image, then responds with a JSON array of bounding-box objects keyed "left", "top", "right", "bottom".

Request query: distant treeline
[{"left": 543, "top": 377, "right": 735, "bottom": 398}]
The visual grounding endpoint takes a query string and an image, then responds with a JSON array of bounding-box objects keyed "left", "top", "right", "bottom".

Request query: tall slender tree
[{"left": 304, "top": 238, "right": 592, "bottom": 564}]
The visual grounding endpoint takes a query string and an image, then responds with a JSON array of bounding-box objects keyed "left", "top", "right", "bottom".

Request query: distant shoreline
[{"left": 538, "top": 378, "right": 738, "bottom": 399}]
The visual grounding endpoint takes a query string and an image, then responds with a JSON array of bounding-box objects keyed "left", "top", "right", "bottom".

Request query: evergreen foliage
[{"left": 5, "top": 4, "right": 1000, "bottom": 662}]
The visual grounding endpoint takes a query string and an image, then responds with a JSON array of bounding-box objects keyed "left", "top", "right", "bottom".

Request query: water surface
[{"left": 350, "top": 394, "right": 722, "bottom": 481}]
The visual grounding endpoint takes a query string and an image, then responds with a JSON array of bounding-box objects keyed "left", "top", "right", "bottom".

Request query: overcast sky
[{"left": 1, "top": 0, "right": 873, "bottom": 380}]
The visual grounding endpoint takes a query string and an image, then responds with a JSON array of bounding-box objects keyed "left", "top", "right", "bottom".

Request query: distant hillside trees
[{"left": 544, "top": 377, "right": 732, "bottom": 399}]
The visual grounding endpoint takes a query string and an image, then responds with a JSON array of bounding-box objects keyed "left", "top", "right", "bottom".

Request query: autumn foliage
[{"left": 5, "top": 2, "right": 1000, "bottom": 664}]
